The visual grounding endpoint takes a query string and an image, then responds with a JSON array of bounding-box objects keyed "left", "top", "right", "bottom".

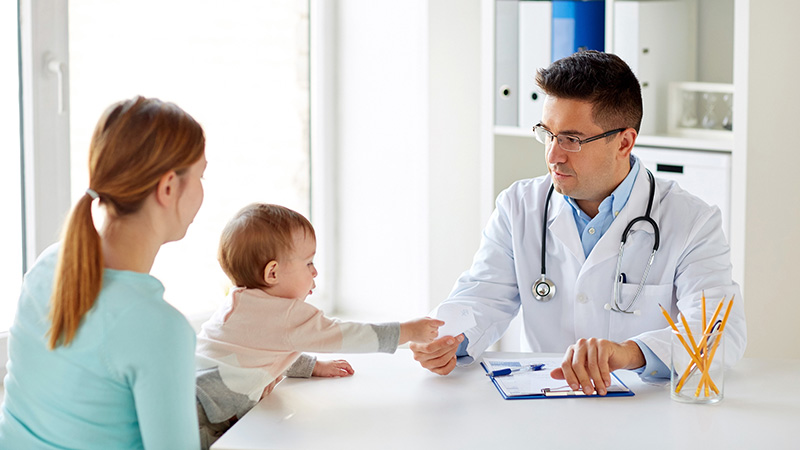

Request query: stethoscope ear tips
[{"left": 605, "top": 302, "right": 643, "bottom": 315}]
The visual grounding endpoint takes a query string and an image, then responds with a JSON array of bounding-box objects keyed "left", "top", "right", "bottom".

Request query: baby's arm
[
  {"left": 312, "top": 359, "right": 355, "bottom": 377},
  {"left": 399, "top": 317, "right": 444, "bottom": 345}
]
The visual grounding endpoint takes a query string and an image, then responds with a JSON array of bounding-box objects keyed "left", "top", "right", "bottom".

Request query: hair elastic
[{"left": 85, "top": 189, "right": 99, "bottom": 200}]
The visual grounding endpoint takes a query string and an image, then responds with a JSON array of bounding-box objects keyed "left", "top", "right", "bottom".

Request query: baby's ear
[{"left": 263, "top": 260, "right": 279, "bottom": 285}]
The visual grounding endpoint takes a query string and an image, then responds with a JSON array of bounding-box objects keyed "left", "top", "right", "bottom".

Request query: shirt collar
[{"left": 565, "top": 154, "right": 641, "bottom": 219}]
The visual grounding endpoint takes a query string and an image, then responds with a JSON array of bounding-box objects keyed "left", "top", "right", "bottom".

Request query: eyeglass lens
[{"left": 533, "top": 127, "right": 581, "bottom": 152}]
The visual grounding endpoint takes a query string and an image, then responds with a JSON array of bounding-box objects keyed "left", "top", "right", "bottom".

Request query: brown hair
[
  {"left": 536, "top": 50, "right": 643, "bottom": 133},
  {"left": 48, "top": 96, "right": 205, "bottom": 349},
  {"left": 218, "top": 203, "right": 315, "bottom": 289}
]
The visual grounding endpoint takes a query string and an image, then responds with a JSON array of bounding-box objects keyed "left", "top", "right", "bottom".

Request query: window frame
[{"left": 1, "top": 0, "right": 71, "bottom": 383}]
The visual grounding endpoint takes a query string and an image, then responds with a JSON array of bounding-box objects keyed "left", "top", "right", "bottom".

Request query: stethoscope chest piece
[{"left": 533, "top": 275, "right": 555, "bottom": 302}]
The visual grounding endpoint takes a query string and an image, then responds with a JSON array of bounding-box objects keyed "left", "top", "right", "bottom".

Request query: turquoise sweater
[{"left": 0, "top": 244, "right": 199, "bottom": 449}]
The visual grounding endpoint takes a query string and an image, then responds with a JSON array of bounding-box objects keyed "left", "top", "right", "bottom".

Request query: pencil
[
  {"left": 659, "top": 304, "right": 707, "bottom": 376},
  {"left": 677, "top": 298, "right": 724, "bottom": 394},
  {"left": 696, "top": 296, "right": 735, "bottom": 397},
  {"left": 702, "top": 291, "right": 707, "bottom": 341},
  {"left": 679, "top": 312, "right": 699, "bottom": 354}
]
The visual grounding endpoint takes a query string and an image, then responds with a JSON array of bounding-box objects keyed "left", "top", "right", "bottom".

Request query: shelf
[
  {"left": 494, "top": 126, "right": 732, "bottom": 153},
  {"left": 635, "top": 134, "right": 732, "bottom": 153}
]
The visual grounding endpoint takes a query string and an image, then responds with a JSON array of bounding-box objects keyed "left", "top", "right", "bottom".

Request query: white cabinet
[{"left": 635, "top": 146, "right": 731, "bottom": 240}]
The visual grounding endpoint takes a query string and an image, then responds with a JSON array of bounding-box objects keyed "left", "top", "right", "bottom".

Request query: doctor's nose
[{"left": 546, "top": 138, "right": 568, "bottom": 165}]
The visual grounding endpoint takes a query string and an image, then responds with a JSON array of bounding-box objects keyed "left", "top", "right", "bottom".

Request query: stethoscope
[{"left": 532, "top": 169, "right": 660, "bottom": 315}]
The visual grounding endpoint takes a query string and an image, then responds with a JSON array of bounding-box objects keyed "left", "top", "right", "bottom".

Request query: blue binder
[{"left": 552, "top": 0, "right": 605, "bottom": 61}]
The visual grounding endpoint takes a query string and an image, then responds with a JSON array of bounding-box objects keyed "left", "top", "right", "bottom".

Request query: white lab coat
[{"left": 441, "top": 164, "right": 746, "bottom": 370}]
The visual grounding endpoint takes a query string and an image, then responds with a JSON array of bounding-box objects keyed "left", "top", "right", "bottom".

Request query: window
[
  {"left": 0, "top": 0, "right": 23, "bottom": 334},
  {"left": 68, "top": 0, "right": 311, "bottom": 320}
]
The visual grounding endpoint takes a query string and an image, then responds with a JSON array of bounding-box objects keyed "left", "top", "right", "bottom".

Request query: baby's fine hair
[{"left": 218, "top": 203, "right": 315, "bottom": 289}]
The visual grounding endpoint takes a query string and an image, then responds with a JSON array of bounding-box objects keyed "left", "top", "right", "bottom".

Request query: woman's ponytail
[{"left": 48, "top": 193, "right": 103, "bottom": 349}]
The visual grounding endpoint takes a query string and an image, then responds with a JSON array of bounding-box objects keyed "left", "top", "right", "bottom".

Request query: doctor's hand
[
  {"left": 550, "top": 338, "right": 645, "bottom": 396},
  {"left": 409, "top": 334, "right": 464, "bottom": 376}
]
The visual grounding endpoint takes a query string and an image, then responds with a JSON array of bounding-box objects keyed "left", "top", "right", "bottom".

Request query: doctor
[{"left": 411, "top": 51, "right": 746, "bottom": 395}]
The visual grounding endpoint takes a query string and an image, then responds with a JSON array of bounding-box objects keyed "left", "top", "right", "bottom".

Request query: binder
[
  {"left": 613, "top": 0, "right": 697, "bottom": 135},
  {"left": 518, "top": 0, "right": 552, "bottom": 129},
  {"left": 551, "top": 0, "right": 605, "bottom": 62},
  {"left": 495, "top": 0, "right": 519, "bottom": 126},
  {"left": 481, "top": 356, "right": 635, "bottom": 400}
]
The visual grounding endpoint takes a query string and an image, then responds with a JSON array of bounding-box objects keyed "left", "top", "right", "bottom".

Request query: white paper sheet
[{"left": 435, "top": 304, "right": 477, "bottom": 338}]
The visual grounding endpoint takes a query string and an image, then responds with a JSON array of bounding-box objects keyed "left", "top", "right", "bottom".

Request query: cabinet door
[{"left": 635, "top": 146, "right": 731, "bottom": 241}]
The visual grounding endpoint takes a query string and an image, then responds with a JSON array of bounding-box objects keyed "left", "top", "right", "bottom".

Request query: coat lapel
[
  {"left": 584, "top": 168, "right": 661, "bottom": 269},
  {"left": 548, "top": 194, "right": 586, "bottom": 265}
]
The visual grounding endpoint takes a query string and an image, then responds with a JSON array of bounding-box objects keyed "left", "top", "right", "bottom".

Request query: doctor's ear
[
  {"left": 617, "top": 127, "right": 637, "bottom": 158},
  {"left": 263, "top": 260, "right": 279, "bottom": 285}
]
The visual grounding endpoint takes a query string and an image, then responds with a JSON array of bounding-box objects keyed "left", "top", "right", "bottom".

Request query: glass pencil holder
[{"left": 670, "top": 329, "right": 724, "bottom": 404}]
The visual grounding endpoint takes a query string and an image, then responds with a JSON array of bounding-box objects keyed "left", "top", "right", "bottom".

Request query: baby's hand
[
  {"left": 260, "top": 375, "right": 284, "bottom": 399},
  {"left": 312, "top": 359, "right": 355, "bottom": 378},
  {"left": 400, "top": 317, "right": 444, "bottom": 344}
]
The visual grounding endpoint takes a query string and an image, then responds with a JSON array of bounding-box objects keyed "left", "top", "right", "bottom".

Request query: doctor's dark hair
[
  {"left": 49, "top": 96, "right": 205, "bottom": 349},
  {"left": 536, "top": 50, "right": 643, "bottom": 133},
  {"left": 218, "top": 203, "right": 316, "bottom": 289}
]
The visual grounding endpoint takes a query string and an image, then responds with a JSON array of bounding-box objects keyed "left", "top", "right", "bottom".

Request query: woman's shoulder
[{"left": 97, "top": 273, "right": 191, "bottom": 337}]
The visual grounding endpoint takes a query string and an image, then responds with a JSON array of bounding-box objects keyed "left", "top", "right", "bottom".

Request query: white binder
[
  {"left": 613, "top": 1, "right": 697, "bottom": 135},
  {"left": 518, "top": 1, "right": 551, "bottom": 130},
  {"left": 495, "top": 0, "right": 519, "bottom": 126}
]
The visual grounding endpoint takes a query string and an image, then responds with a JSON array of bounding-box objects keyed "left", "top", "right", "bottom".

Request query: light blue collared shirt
[{"left": 565, "top": 155, "right": 640, "bottom": 258}]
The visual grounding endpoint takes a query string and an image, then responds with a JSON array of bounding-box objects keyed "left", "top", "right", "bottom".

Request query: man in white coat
[{"left": 411, "top": 51, "right": 746, "bottom": 395}]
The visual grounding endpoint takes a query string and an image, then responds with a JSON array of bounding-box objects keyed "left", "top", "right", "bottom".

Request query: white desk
[{"left": 212, "top": 350, "right": 800, "bottom": 449}]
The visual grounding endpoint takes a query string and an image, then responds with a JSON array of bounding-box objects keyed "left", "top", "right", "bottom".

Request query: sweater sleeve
[
  {"left": 284, "top": 301, "right": 400, "bottom": 354},
  {"left": 286, "top": 354, "right": 316, "bottom": 378},
  {"left": 106, "top": 303, "right": 200, "bottom": 450}
]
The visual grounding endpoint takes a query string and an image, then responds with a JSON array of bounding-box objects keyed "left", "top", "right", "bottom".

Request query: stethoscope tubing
[{"left": 534, "top": 169, "right": 659, "bottom": 313}]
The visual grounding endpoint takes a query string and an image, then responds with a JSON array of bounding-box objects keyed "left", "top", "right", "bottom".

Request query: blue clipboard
[{"left": 480, "top": 361, "right": 635, "bottom": 400}]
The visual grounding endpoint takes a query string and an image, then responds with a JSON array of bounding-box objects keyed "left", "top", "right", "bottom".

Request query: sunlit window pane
[{"left": 68, "top": 0, "right": 310, "bottom": 318}]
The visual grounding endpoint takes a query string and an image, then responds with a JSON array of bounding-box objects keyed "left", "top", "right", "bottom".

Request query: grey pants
[{"left": 197, "top": 400, "right": 237, "bottom": 450}]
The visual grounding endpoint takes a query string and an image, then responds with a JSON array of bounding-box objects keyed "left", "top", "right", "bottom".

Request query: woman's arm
[{"left": 108, "top": 303, "right": 200, "bottom": 450}]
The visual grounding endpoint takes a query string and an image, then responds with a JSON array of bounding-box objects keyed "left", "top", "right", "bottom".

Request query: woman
[{"left": 0, "top": 97, "right": 206, "bottom": 449}]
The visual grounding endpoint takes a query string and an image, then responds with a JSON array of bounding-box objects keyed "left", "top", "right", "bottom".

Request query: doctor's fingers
[
  {"left": 427, "top": 354, "right": 458, "bottom": 375},
  {"left": 586, "top": 341, "right": 611, "bottom": 395},
  {"left": 559, "top": 346, "right": 581, "bottom": 392},
  {"left": 411, "top": 334, "right": 462, "bottom": 358},
  {"left": 565, "top": 341, "right": 598, "bottom": 395},
  {"left": 410, "top": 338, "right": 460, "bottom": 375},
  {"left": 409, "top": 343, "right": 456, "bottom": 374}
]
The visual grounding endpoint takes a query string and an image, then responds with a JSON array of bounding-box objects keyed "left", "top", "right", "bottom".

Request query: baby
[{"left": 195, "top": 203, "right": 442, "bottom": 448}]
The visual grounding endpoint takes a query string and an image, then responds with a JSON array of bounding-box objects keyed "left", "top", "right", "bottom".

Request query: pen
[{"left": 485, "top": 363, "right": 545, "bottom": 377}]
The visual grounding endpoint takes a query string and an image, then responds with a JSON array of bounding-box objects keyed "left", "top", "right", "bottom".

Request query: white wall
[
  {"left": 332, "top": 1, "right": 483, "bottom": 319},
  {"left": 734, "top": 0, "right": 800, "bottom": 359},
  {"left": 427, "top": 0, "right": 484, "bottom": 311}
]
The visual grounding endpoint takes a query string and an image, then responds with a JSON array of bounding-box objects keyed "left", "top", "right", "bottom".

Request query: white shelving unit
[
  {"left": 483, "top": 0, "right": 736, "bottom": 210},
  {"left": 483, "top": 0, "right": 800, "bottom": 360},
  {"left": 482, "top": 0, "right": 738, "bottom": 351}
]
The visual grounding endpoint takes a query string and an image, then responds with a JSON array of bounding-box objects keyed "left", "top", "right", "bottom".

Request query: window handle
[{"left": 46, "top": 56, "right": 65, "bottom": 114}]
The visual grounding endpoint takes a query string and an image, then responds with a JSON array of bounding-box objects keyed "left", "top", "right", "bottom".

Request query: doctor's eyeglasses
[{"left": 532, "top": 124, "right": 626, "bottom": 153}]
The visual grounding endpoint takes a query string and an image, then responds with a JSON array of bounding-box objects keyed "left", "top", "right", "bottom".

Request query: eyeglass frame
[{"left": 532, "top": 123, "right": 627, "bottom": 153}]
